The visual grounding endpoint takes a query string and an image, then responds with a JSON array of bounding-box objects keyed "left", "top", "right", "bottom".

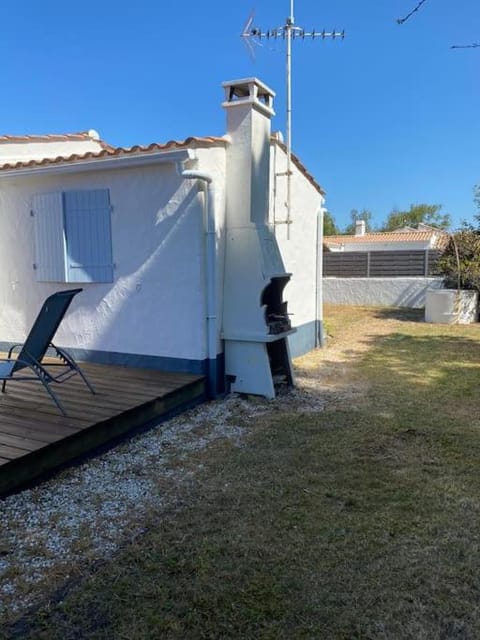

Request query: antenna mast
[{"left": 242, "top": 1, "right": 344, "bottom": 239}]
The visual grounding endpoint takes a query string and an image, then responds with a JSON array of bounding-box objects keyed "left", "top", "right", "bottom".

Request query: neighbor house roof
[{"left": 324, "top": 230, "right": 449, "bottom": 250}]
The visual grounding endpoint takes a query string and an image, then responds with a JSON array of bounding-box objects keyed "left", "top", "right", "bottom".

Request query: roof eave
[{"left": 0, "top": 148, "right": 196, "bottom": 178}]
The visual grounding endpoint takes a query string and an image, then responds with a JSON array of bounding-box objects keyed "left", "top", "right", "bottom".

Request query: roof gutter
[{"left": 0, "top": 148, "right": 196, "bottom": 179}]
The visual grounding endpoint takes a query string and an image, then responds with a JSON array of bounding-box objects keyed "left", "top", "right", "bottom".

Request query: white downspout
[
  {"left": 316, "top": 205, "right": 325, "bottom": 347},
  {"left": 181, "top": 170, "right": 218, "bottom": 398}
]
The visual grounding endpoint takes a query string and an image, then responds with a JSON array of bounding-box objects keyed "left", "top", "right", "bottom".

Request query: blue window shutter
[
  {"left": 32, "top": 192, "right": 67, "bottom": 282},
  {"left": 63, "top": 189, "right": 113, "bottom": 283}
]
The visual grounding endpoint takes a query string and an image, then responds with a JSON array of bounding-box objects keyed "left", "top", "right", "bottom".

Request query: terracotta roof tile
[
  {"left": 324, "top": 230, "right": 448, "bottom": 250},
  {"left": 0, "top": 131, "right": 324, "bottom": 197},
  {"left": 0, "top": 136, "right": 227, "bottom": 171}
]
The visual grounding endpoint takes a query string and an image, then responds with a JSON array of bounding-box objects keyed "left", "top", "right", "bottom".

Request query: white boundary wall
[{"left": 324, "top": 277, "right": 444, "bottom": 308}]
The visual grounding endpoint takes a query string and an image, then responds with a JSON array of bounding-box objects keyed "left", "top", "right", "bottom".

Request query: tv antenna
[{"left": 242, "top": 1, "right": 344, "bottom": 239}]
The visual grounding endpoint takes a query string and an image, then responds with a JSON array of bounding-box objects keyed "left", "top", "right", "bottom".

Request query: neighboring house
[
  {"left": 323, "top": 221, "right": 448, "bottom": 309},
  {"left": 324, "top": 220, "right": 448, "bottom": 252},
  {"left": 0, "top": 77, "right": 325, "bottom": 399}
]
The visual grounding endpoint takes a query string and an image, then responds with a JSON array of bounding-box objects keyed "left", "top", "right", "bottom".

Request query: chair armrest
[{"left": 7, "top": 344, "right": 23, "bottom": 358}]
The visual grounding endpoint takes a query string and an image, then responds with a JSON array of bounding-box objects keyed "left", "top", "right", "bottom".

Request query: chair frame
[{"left": 0, "top": 289, "right": 95, "bottom": 415}]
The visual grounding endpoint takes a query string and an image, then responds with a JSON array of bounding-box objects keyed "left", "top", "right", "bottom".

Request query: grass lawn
[{"left": 4, "top": 305, "right": 480, "bottom": 639}]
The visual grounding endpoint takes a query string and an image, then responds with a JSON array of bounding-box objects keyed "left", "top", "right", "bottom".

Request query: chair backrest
[{"left": 12, "top": 289, "right": 83, "bottom": 373}]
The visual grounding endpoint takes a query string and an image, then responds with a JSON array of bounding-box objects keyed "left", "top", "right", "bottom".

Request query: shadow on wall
[
  {"left": 393, "top": 281, "right": 444, "bottom": 309},
  {"left": 59, "top": 179, "right": 205, "bottom": 366},
  {"left": 323, "top": 277, "right": 444, "bottom": 310}
]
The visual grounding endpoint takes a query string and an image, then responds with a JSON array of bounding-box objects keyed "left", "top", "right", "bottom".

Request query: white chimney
[
  {"left": 222, "top": 77, "right": 275, "bottom": 228},
  {"left": 355, "top": 219, "right": 366, "bottom": 236},
  {"left": 221, "top": 78, "right": 296, "bottom": 398}
]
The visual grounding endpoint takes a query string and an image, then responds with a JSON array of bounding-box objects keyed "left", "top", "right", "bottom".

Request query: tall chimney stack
[
  {"left": 221, "top": 78, "right": 296, "bottom": 398},
  {"left": 222, "top": 78, "right": 275, "bottom": 228}
]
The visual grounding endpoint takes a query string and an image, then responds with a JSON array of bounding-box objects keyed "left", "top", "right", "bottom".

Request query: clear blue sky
[{"left": 1, "top": 1, "right": 478, "bottom": 230}]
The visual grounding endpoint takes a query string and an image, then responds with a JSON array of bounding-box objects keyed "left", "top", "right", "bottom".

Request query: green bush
[{"left": 437, "top": 229, "right": 480, "bottom": 291}]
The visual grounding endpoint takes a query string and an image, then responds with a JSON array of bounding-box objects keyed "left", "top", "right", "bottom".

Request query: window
[{"left": 32, "top": 189, "right": 114, "bottom": 283}]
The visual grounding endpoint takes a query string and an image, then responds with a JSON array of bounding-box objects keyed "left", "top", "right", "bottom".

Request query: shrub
[{"left": 437, "top": 229, "right": 480, "bottom": 291}]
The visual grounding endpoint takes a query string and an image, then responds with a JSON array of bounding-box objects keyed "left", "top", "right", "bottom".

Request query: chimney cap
[
  {"left": 222, "top": 77, "right": 275, "bottom": 97},
  {"left": 222, "top": 78, "right": 275, "bottom": 117}
]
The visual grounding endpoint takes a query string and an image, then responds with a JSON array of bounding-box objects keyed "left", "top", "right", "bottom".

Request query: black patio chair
[{"left": 0, "top": 289, "right": 95, "bottom": 415}]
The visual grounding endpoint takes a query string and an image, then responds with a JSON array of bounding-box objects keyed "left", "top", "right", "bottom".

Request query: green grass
[{"left": 4, "top": 306, "right": 480, "bottom": 640}]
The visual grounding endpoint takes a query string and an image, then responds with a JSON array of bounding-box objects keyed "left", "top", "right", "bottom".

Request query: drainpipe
[
  {"left": 316, "top": 205, "right": 325, "bottom": 347},
  {"left": 181, "top": 170, "right": 218, "bottom": 398}
]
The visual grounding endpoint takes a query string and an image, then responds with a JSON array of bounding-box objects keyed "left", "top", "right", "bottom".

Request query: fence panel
[
  {"left": 323, "top": 249, "right": 443, "bottom": 278},
  {"left": 369, "top": 250, "right": 426, "bottom": 276},
  {"left": 323, "top": 252, "right": 369, "bottom": 277}
]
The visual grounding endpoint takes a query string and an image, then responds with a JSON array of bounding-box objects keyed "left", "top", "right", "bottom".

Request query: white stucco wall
[
  {"left": 269, "top": 143, "right": 324, "bottom": 352},
  {"left": 0, "top": 131, "right": 322, "bottom": 368},
  {"left": 0, "top": 146, "right": 226, "bottom": 363},
  {"left": 323, "top": 277, "right": 444, "bottom": 308}
]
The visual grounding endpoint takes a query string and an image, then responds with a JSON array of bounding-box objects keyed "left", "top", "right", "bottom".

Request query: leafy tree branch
[
  {"left": 380, "top": 203, "right": 450, "bottom": 232},
  {"left": 323, "top": 210, "right": 339, "bottom": 236}
]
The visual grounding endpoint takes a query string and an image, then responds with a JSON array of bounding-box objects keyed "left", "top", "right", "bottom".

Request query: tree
[
  {"left": 437, "top": 227, "right": 480, "bottom": 292},
  {"left": 380, "top": 203, "right": 450, "bottom": 231},
  {"left": 435, "top": 187, "right": 480, "bottom": 293},
  {"left": 323, "top": 210, "right": 339, "bottom": 236},
  {"left": 474, "top": 185, "right": 480, "bottom": 229},
  {"left": 461, "top": 186, "right": 480, "bottom": 232},
  {"left": 343, "top": 208, "right": 374, "bottom": 235}
]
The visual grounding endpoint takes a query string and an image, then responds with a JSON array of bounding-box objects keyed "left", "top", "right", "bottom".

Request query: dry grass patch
[{"left": 2, "top": 305, "right": 480, "bottom": 640}]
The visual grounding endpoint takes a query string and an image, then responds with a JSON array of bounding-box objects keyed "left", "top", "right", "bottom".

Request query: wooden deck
[{"left": 0, "top": 360, "right": 205, "bottom": 496}]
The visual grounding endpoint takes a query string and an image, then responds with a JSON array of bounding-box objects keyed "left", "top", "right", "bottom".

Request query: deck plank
[
  {"left": 0, "top": 431, "right": 52, "bottom": 451},
  {"left": 0, "top": 361, "right": 205, "bottom": 496},
  {"left": 0, "top": 423, "right": 78, "bottom": 443},
  {"left": 0, "top": 444, "right": 29, "bottom": 460}
]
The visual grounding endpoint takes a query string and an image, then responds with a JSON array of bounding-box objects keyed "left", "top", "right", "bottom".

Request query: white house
[
  {"left": 0, "top": 78, "right": 325, "bottom": 399},
  {"left": 325, "top": 219, "right": 448, "bottom": 252}
]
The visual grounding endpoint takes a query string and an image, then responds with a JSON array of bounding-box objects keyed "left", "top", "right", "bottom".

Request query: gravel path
[{"left": 0, "top": 370, "right": 330, "bottom": 625}]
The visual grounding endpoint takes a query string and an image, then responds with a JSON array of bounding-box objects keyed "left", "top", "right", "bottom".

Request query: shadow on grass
[
  {"left": 4, "top": 320, "right": 480, "bottom": 640},
  {"left": 322, "top": 329, "right": 480, "bottom": 417},
  {"left": 361, "top": 332, "right": 480, "bottom": 395},
  {"left": 372, "top": 307, "right": 424, "bottom": 322}
]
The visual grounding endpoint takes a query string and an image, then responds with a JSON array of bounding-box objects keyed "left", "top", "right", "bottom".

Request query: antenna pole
[
  {"left": 286, "top": 1, "right": 294, "bottom": 239},
  {"left": 241, "top": 3, "right": 344, "bottom": 240}
]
